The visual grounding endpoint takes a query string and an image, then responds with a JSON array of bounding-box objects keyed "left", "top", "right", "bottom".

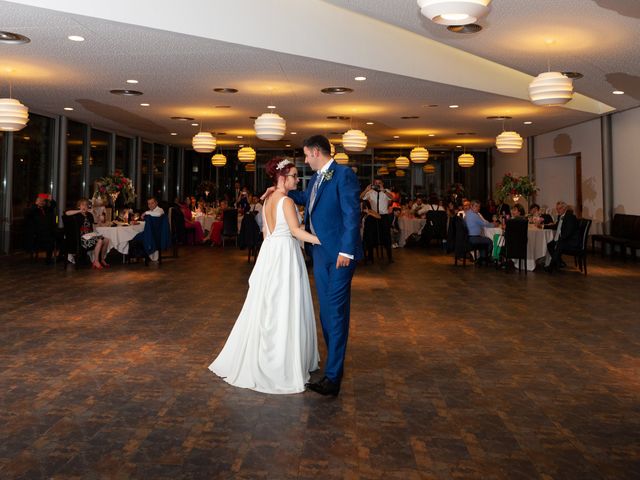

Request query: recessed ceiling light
[
  {"left": 191, "top": 123, "right": 199, "bottom": 126},
  {"left": 449, "top": 105, "right": 459, "bottom": 109},
  {"left": 126, "top": 79, "right": 138, "bottom": 84},
  {"left": 249, "top": 116, "right": 258, "bottom": 120},
  {"left": 456, "top": 145, "right": 462, "bottom": 148},
  {"left": 326, "top": 115, "right": 350, "bottom": 120},
  {"left": 321, "top": 87, "right": 354, "bottom": 95},
  {"left": 213, "top": 88, "right": 238, "bottom": 93},
  {"left": 401, "top": 116, "right": 420, "bottom": 119},
  {"left": 393, "top": 135, "right": 400, "bottom": 139},
  {"left": 170, "top": 133, "right": 178, "bottom": 136},
  {"left": 239, "top": 144, "right": 244, "bottom": 147},
  {"left": 366, "top": 122, "right": 374, "bottom": 125},
  {"left": 110, "top": 89, "right": 143, "bottom": 96},
  {"left": 63, "top": 107, "right": 74, "bottom": 111},
  {"left": 237, "top": 135, "right": 243, "bottom": 139},
  {"left": 290, "top": 131, "right": 297, "bottom": 135},
  {"left": 267, "top": 105, "right": 276, "bottom": 109},
  {"left": 170, "top": 116, "right": 194, "bottom": 121},
  {"left": 67, "top": 35, "right": 85, "bottom": 42},
  {"left": 140, "top": 103, "right": 150, "bottom": 107},
  {"left": 285, "top": 144, "right": 291, "bottom": 147},
  {"left": 486, "top": 116, "right": 512, "bottom": 120},
  {"left": 354, "top": 76, "right": 366, "bottom": 81},
  {"left": 215, "top": 105, "right": 231, "bottom": 108},
  {"left": 422, "top": 104, "right": 439, "bottom": 108},
  {"left": 428, "top": 134, "right": 436, "bottom": 137},
  {"left": 0, "top": 31, "right": 31, "bottom": 45},
  {"left": 613, "top": 90, "right": 625, "bottom": 95},
  {"left": 523, "top": 121, "right": 533, "bottom": 125}
]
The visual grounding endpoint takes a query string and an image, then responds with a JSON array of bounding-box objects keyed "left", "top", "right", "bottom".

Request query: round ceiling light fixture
[
  {"left": 417, "top": 0, "right": 492, "bottom": 26},
  {"left": 395, "top": 156, "right": 410, "bottom": 169},
  {"left": 192, "top": 131, "right": 216, "bottom": 153},
  {"left": 423, "top": 164, "right": 436, "bottom": 174},
  {"left": 321, "top": 87, "right": 354, "bottom": 95},
  {"left": 254, "top": 112, "right": 286, "bottom": 141},
  {"left": 0, "top": 98, "right": 29, "bottom": 131},
  {"left": 410, "top": 147, "right": 429, "bottom": 164},
  {"left": 238, "top": 146, "right": 256, "bottom": 163},
  {"left": 334, "top": 152, "right": 349, "bottom": 165},
  {"left": 528, "top": 71, "right": 573, "bottom": 106},
  {"left": 496, "top": 131, "right": 523, "bottom": 153},
  {"left": 110, "top": 89, "right": 143, "bottom": 96},
  {"left": 0, "top": 31, "right": 30, "bottom": 45},
  {"left": 211, "top": 153, "right": 227, "bottom": 167},
  {"left": 342, "top": 129, "right": 368, "bottom": 151},
  {"left": 67, "top": 35, "right": 85, "bottom": 42},
  {"left": 458, "top": 153, "right": 475, "bottom": 168},
  {"left": 170, "top": 116, "right": 194, "bottom": 121},
  {"left": 245, "top": 163, "right": 256, "bottom": 172},
  {"left": 377, "top": 166, "right": 389, "bottom": 176}
]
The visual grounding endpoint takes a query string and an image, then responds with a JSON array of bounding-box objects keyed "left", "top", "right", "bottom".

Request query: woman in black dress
[{"left": 66, "top": 198, "right": 111, "bottom": 269}]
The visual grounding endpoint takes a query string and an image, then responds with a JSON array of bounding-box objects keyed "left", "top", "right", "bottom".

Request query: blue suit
[{"left": 289, "top": 161, "right": 362, "bottom": 383}]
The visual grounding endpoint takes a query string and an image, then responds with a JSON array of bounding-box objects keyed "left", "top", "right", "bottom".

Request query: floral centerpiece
[
  {"left": 196, "top": 180, "right": 216, "bottom": 199},
  {"left": 92, "top": 170, "right": 136, "bottom": 206},
  {"left": 445, "top": 183, "right": 465, "bottom": 204},
  {"left": 495, "top": 173, "right": 538, "bottom": 203}
]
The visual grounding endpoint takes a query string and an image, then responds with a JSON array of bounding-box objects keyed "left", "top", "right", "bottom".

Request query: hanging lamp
[
  {"left": 330, "top": 142, "right": 335, "bottom": 157},
  {"left": 0, "top": 97, "right": 29, "bottom": 132},
  {"left": 342, "top": 129, "right": 367, "bottom": 152},
  {"left": 395, "top": 156, "right": 410, "bottom": 169},
  {"left": 528, "top": 71, "right": 573, "bottom": 106},
  {"left": 245, "top": 163, "right": 256, "bottom": 172},
  {"left": 238, "top": 146, "right": 256, "bottom": 163},
  {"left": 410, "top": 146, "right": 429, "bottom": 164},
  {"left": 396, "top": 169, "right": 406, "bottom": 177},
  {"left": 192, "top": 131, "right": 216, "bottom": 153},
  {"left": 377, "top": 166, "right": 389, "bottom": 176},
  {"left": 496, "top": 131, "right": 523, "bottom": 153},
  {"left": 423, "top": 164, "right": 436, "bottom": 174},
  {"left": 417, "top": 0, "right": 492, "bottom": 26},
  {"left": 334, "top": 152, "right": 349, "bottom": 165},
  {"left": 211, "top": 153, "right": 227, "bottom": 167},
  {"left": 458, "top": 152, "right": 475, "bottom": 168}
]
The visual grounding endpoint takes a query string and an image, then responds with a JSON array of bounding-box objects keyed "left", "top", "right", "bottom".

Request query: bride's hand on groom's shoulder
[{"left": 260, "top": 186, "right": 276, "bottom": 201}]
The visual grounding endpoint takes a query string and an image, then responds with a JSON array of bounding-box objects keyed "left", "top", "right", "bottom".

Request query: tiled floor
[{"left": 0, "top": 247, "right": 639, "bottom": 479}]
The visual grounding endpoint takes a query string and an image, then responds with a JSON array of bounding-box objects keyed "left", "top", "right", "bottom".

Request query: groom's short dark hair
[{"left": 303, "top": 135, "right": 331, "bottom": 156}]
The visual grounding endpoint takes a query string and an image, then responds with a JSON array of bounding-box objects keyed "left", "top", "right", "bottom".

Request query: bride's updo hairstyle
[{"left": 265, "top": 157, "right": 295, "bottom": 185}]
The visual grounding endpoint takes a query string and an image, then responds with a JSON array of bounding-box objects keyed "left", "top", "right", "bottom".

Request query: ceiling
[{"left": 1, "top": 0, "right": 638, "bottom": 151}]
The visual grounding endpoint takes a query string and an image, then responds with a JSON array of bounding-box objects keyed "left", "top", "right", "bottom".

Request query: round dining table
[
  {"left": 96, "top": 222, "right": 145, "bottom": 256},
  {"left": 398, "top": 217, "right": 426, "bottom": 247},
  {"left": 483, "top": 225, "right": 555, "bottom": 271}
]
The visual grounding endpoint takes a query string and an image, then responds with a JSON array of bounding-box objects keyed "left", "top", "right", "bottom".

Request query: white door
[{"left": 535, "top": 155, "right": 577, "bottom": 215}]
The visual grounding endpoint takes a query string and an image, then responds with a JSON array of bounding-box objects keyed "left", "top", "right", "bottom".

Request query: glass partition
[
  {"left": 66, "top": 120, "right": 85, "bottom": 209},
  {"left": 152, "top": 143, "right": 165, "bottom": 200},
  {"left": 115, "top": 135, "right": 131, "bottom": 177},
  {"left": 89, "top": 129, "right": 109, "bottom": 194}
]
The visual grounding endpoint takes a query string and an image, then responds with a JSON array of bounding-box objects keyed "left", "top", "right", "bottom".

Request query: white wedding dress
[{"left": 209, "top": 196, "right": 319, "bottom": 394}]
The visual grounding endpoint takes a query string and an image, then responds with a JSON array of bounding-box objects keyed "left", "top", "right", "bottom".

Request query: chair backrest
[
  {"left": 222, "top": 209, "right": 238, "bottom": 236},
  {"left": 633, "top": 216, "right": 640, "bottom": 242},
  {"left": 239, "top": 213, "right": 262, "bottom": 248},
  {"left": 454, "top": 216, "right": 470, "bottom": 256},
  {"left": 620, "top": 215, "right": 636, "bottom": 239},
  {"left": 426, "top": 210, "right": 448, "bottom": 238},
  {"left": 504, "top": 219, "right": 528, "bottom": 259},
  {"left": 62, "top": 214, "right": 81, "bottom": 254},
  {"left": 578, "top": 219, "right": 592, "bottom": 251},
  {"left": 143, "top": 215, "right": 171, "bottom": 253}
]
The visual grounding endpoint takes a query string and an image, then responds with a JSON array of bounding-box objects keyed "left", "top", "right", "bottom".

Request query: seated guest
[
  {"left": 92, "top": 197, "right": 108, "bottom": 225},
  {"left": 427, "top": 193, "right": 445, "bottom": 212},
  {"left": 411, "top": 196, "right": 426, "bottom": 217},
  {"left": 66, "top": 198, "right": 110, "bottom": 269},
  {"left": 544, "top": 201, "right": 581, "bottom": 272},
  {"left": 249, "top": 195, "right": 263, "bottom": 231},
  {"left": 458, "top": 200, "right": 471, "bottom": 217},
  {"left": 529, "top": 203, "right": 553, "bottom": 225},
  {"left": 196, "top": 199, "right": 208, "bottom": 214},
  {"left": 208, "top": 200, "right": 229, "bottom": 245},
  {"left": 177, "top": 197, "right": 204, "bottom": 244},
  {"left": 141, "top": 197, "right": 165, "bottom": 219},
  {"left": 510, "top": 203, "right": 527, "bottom": 219},
  {"left": 25, "top": 193, "right": 58, "bottom": 264},
  {"left": 464, "top": 200, "right": 497, "bottom": 259}
]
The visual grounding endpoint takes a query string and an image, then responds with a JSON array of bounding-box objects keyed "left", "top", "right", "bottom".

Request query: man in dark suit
[{"left": 544, "top": 201, "right": 581, "bottom": 272}]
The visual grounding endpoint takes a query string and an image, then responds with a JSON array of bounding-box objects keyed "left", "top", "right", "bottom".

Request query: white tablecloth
[
  {"left": 483, "top": 226, "right": 555, "bottom": 271},
  {"left": 96, "top": 223, "right": 145, "bottom": 255},
  {"left": 194, "top": 214, "right": 216, "bottom": 232},
  {"left": 398, "top": 218, "right": 426, "bottom": 247}
]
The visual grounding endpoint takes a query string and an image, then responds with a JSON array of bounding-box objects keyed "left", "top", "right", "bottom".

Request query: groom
[{"left": 289, "top": 135, "right": 362, "bottom": 396}]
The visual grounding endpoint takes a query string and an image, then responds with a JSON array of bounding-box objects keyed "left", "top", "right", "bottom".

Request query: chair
[
  {"left": 592, "top": 214, "right": 634, "bottom": 258},
  {"left": 62, "top": 214, "right": 88, "bottom": 269},
  {"left": 167, "top": 206, "right": 185, "bottom": 257},
  {"left": 239, "top": 213, "right": 262, "bottom": 263},
  {"left": 453, "top": 216, "right": 472, "bottom": 266},
  {"left": 423, "top": 210, "right": 448, "bottom": 247},
  {"left": 563, "top": 219, "right": 592, "bottom": 275},
  {"left": 504, "top": 219, "right": 528, "bottom": 273},
  {"left": 128, "top": 215, "right": 171, "bottom": 266},
  {"left": 222, "top": 209, "right": 239, "bottom": 247}
]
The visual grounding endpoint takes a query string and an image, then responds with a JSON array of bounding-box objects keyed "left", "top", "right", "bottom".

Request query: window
[
  {"left": 152, "top": 143, "right": 165, "bottom": 200},
  {"left": 89, "top": 129, "right": 109, "bottom": 191},
  {"left": 66, "top": 120, "right": 85, "bottom": 208},
  {"left": 115, "top": 135, "right": 131, "bottom": 177},
  {"left": 141, "top": 141, "right": 153, "bottom": 201}
]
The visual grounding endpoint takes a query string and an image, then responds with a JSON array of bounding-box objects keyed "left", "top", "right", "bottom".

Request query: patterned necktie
[{"left": 309, "top": 173, "right": 322, "bottom": 213}]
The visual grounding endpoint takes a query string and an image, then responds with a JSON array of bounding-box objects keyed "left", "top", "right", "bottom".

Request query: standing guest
[
  {"left": 66, "top": 198, "right": 111, "bottom": 269},
  {"left": 249, "top": 195, "right": 263, "bottom": 231},
  {"left": 390, "top": 187, "right": 401, "bottom": 210},
  {"left": 178, "top": 198, "right": 204, "bottom": 244},
  {"left": 209, "top": 200, "right": 229, "bottom": 245},
  {"left": 24, "top": 193, "right": 57, "bottom": 264},
  {"left": 427, "top": 193, "right": 445, "bottom": 211},
  {"left": 361, "top": 177, "right": 394, "bottom": 263},
  {"left": 236, "top": 186, "right": 251, "bottom": 213},
  {"left": 544, "top": 201, "right": 581, "bottom": 273},
  {"left": 464, "top": 200, "right": 497, "bottom": 260}
]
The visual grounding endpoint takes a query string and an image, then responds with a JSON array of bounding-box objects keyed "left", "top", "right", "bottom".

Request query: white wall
[
  {"left": 533, "top": 119, "right": 604, "bottom": 233},
  {"left": 612, "top": 107, "right": 640, "bottom": 215}
]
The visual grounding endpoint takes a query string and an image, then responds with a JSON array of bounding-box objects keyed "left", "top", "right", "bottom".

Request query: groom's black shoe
[{"left": 306, "top": 376, "right": 340, "bottom": 396}]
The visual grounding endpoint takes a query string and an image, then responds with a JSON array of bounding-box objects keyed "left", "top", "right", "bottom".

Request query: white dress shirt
[
  {"left": 364, "top": 188, "right": 391, "bottom": 215},
  {"left": 144, "top": 206, "right": 165, "bottom": 217}
]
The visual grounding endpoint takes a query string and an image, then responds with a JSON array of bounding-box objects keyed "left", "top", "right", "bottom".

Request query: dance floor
[{"left": 1, "top": 248, "right": 638, "bottom": 479}]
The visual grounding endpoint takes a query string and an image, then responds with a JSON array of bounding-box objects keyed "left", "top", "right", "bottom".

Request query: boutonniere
[{"left": 321, "top": 170, "right": 334, "bottom": 182}]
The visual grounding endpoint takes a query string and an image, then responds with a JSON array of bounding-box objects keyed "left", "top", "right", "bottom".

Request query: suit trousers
[{"left": 312, "top": 246, "right": 356, "bottom": 384}]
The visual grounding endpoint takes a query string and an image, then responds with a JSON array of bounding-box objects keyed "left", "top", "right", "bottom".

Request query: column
[{"left": 601, "top": 114, "right": 613, "bottom": 234}]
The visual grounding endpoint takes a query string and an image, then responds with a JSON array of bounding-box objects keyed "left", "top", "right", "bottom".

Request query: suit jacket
[
  {"left": 289, "top": 162, "right": 363, "bottom": 261},
  {"left": 546, "top": 212, "right": 581, "bottom": 249}
]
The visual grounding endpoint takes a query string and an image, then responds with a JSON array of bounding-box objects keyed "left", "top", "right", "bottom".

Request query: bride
[{"left": 209, "top": 157, "right": 320, "bottom": 394}]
